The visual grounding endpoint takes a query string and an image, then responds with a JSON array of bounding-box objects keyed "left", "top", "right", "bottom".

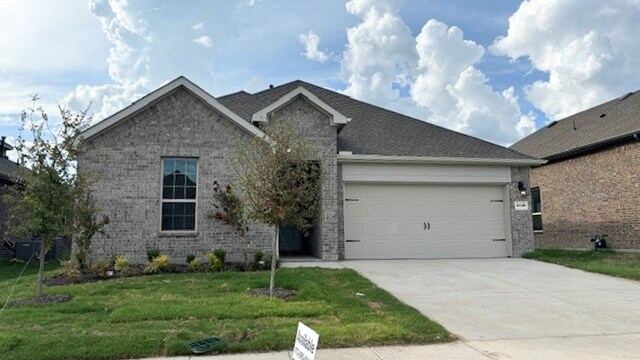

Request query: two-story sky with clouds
[{"left": 1, "top": 0, "right": 639, "bottom": 150}]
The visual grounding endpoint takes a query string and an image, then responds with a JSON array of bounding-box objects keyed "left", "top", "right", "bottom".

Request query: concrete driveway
[{"left": 341, "top": 258, "right": 640, "bottom": 359}]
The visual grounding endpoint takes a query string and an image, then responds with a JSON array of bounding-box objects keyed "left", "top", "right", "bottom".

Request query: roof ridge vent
[
  {"left": 546, "top": 120, "right": 558, "bottom": 128},
  {"left": 618, "top": 91, "right": 634, "bottom": 101}
]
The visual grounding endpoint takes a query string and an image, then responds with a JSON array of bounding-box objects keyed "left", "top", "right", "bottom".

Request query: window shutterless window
[
  {"left": 161, "top": 158, "right": 198, "bottom": 231},
  {"left": 531, "top": 187, "right": 542, "bottom": 232}
]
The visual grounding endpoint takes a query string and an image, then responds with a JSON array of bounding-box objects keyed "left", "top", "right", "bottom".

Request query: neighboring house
[
  {"left": 511, "top": 90, "right": 640, "bottom": 250},
  {"left": 79, "top": 76, "right": 543, "bottom": 262},
  {"left": 0, "top": 137, "right": 21, "bottom": 259}
]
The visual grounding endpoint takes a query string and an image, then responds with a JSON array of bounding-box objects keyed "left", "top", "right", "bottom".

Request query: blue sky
[{"left": 1, "top": 0, "right": 639, "bottom": 150}]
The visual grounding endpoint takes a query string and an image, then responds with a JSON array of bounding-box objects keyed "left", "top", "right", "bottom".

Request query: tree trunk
[
  {"left": 36, "top": 240, "right": 48, "bottom": 298},
  {"left": 269, "top": 225, "right": 279, "bottom": 298}
]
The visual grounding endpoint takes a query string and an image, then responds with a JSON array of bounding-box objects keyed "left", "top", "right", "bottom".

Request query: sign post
[{"left": 292, "top": 322, "right": 319, "bottom": 360}]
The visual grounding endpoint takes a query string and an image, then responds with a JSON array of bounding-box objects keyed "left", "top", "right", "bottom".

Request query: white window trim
[
  {"left": 532, "top": 187, "right": 543, "bottom": 233},
  {"left": 159, "top": 157, "right": 199, "bottom": 234}
]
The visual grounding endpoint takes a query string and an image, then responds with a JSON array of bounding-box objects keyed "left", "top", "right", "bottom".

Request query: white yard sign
[
  {"left": 292, "top": 322, "right": 319, "bottom": 360},
  {"left": 514, "top": 201, "right": 529, "bottom": 211}
]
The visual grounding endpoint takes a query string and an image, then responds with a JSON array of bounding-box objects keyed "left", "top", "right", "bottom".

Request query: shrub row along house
[
  {"left": 78, "top": 76, "right": 544, "bottom": 263},
  {"left": 511, "top": 90, "right": 640, "bottom": 250}
]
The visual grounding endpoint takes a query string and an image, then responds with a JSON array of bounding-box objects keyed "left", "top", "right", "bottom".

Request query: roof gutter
[
  {"left": 545, "top": 131, "right": 640, "bottom": 163},
  {"left": 337, "top": 154, "right": 547, "bottom": 166}
]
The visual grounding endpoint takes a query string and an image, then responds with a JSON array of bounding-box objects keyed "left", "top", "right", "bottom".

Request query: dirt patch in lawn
[
  {"left": 248, "top": 287, "right": 297, "bottom": 299},
  {"left": 6, "top": 295, "right": 73, "bottom": 308}
]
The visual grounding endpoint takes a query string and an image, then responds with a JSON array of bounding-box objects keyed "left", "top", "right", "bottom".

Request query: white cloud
[
  {"left": 191, "top": 22, "right": 204, "bottom": 32},
  {"left": 193, "top": 35, "right": 213, "bottom": 48},
  {"left": 410, "top": 20, "right": 536, "bottom": 143},
  {"left": 299, "top": 31, "right": 329, "bottom": 62},
  {"left": 340, "top": 2, "right": 535, "bottom": 145},
  {"left": 341, "top": 0, "right": 417, "bottom": 105},
  {"left": 64, "top": 0, "right": 151, "bottom": 122},
  {"left": 492, "top": 0, "right": 640, "bottom": 120}
]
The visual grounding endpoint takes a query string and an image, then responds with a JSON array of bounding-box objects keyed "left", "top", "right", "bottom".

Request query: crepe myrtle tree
[
  {"left": 234, "top": 118, "right": 321, "bottom": 296},
  {"left": 4, "top": 96, "right": 105, "bottom": 297}
]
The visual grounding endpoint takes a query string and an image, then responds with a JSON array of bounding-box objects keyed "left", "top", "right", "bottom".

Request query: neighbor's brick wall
[
  {"left": 79, "top": 87, "right": 275, "bottom": 263},
  {"left": 531, "top": 140, "right": 640, "bottom": 249},
  {"left": 510, "top": 166, "right": 535, "bottom": 256},
  {"left": 271, "top": 96, "right": 340, "bottom": 260}
]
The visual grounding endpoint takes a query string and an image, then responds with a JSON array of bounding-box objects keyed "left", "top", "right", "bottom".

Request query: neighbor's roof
[
  {"left": 218, "top": 80, "right": 536, "bottom": 161},
  {"left": 0, "top": 157, "right": 20, "bottom": 182},
  {"left": 510, "top": 91, "right": 640, "bottom": 160}
]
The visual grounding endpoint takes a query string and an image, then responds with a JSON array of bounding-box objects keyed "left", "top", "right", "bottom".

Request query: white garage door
[{"left": 344, "top": 183, "right": 508, "bottom": 259}]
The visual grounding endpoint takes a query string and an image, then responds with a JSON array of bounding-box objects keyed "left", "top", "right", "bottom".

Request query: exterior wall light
[{"left": 517, "top": 181, "right": 527, "bottom": 197}]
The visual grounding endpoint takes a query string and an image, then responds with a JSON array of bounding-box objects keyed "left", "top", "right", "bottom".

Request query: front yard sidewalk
[{"left": 139, "top": 343, "right": 491, "bottom": 360}]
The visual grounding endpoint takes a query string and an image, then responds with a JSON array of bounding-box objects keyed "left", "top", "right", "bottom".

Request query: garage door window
[
  {"left": 531, "top": 187, "right": 542, "bottom": 232},
  {"left": 161, "top": 158, "right": 198, "bottom": 232}
]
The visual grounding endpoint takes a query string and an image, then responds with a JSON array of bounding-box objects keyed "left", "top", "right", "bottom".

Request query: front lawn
[
  {"left": 524, "top": 249, "right": 640, "bottom": 281},
  {"left": 0, "top": 260, "right": 451, "bottom": 360}
]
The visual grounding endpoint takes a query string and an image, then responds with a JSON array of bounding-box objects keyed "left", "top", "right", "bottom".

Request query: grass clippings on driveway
[
  {"left": 0, "top": 260, "right": 451, "bottom": 360},
  {"left": 524, "top": 249, "right": 640, "bottom": 281}
]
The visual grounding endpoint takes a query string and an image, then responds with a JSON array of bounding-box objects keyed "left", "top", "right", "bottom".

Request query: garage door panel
[{"left": 344, "top": 183, "right": 508, "bottom": 260}]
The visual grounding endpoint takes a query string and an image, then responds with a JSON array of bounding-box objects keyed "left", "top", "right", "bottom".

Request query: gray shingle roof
[
  {"left": 218, "top": 80, "right": 535, "bottom": 160},
  {"left": 0, "top": 157, "right": 20, "bottom": 182},
  {"left": 510, "top": 91, "right": 640, "bottom": 160}
]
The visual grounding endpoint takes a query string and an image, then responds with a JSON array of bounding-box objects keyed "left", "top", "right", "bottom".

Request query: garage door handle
[
  {"left": 492, "top": 238, "right": 506, "bottom": 242},
  {"left": 346, "top": 240, "right": 360, "bottom": 243},
  {"left": 424, "top": 222, "right": 430, "bottom": 230}
]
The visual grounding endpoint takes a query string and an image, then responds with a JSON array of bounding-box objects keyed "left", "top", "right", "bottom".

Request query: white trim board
[
  {"left": 251, "top": 86, "right": 351, "bottom": 125},
  {"left": 338, "top": 154, "right": 546, "bottom": 166},
  {"left": 81, "top": 76, "right": 265, "bottom": 141}
]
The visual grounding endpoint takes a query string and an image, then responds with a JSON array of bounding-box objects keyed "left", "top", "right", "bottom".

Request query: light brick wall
[
  {"left": 531, "top": 140, "right": 640, "bottom": 249},
  {"left": 80, "top": 89, "right": 341, "bottom": 262},
  {"left": 510, "top": 166, "right": 535, "bottom": 256},
  {"left": 270, "top": 96, "right": 340, "bottom": 260},
  {"left": 80, "top": 88, "right": 275, "bottom": 263}
]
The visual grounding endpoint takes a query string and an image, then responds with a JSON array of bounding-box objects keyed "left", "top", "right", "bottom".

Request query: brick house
[
  {"left": 79, "top": 76, "right": 543, "bottom": 263},
  {"left": 510, "top": 90, "right": 640, "bottom": 249}
]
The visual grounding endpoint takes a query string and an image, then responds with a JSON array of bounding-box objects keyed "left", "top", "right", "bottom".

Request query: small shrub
[
  {"left": 213, "top": 249, "right": 227, "bottom": 263},
  {"left": 89, "top": 261, "right": 109, "bottom": 278},
  {"left": 252, "top": 251, "right": 265, "bottom": 271},
  {"left": 58, "top": 259, "right": 82, "bottom": 280},
  {"left": 145, "top": 254, "right": 170, "bottom": 274},
  {"left": 147, "top": 248, "right": 160, "bottom": 262},
  {"left": 114, "top": 255, "right": 131, "bottom": 272},
  {"left": 187, "top": 257, "right": 201, "bottom": 272},
  {"left": 205, "top": 252, "right": 225, "bottom": 272},
  {"left": 186, "top": 254, "right": 196, "bottom": 263}
]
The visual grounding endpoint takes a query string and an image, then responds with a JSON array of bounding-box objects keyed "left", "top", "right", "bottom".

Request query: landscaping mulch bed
[
  {"left": 44, "top": 262, "right": 270, "bottom": 286},
  {"left": 6, "top": 294, "right": 73, "bottom": 308},
  {"left": 248, "top": 287, "right": 297, "bottom": 299}
]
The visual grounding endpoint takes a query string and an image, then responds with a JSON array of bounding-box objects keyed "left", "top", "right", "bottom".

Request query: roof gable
[
  {"left": 82, "top": 77, "right": 264, "bottom": 141},
  {"left": 251, "top": 86, "right": 350, "bottom": 125}
]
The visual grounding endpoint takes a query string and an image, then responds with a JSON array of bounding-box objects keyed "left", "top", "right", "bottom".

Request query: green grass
[
  {"left": 0, "top": 260, "right": 451, "bottom": 360},
  {"left": 524, "top": 249, "right": 640, "bottom": 281}
]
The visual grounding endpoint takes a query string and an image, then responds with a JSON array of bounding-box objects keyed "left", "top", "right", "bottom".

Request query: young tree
[
  {"left": 234, "top": 119, "right": 321, "bottom": 296},
  {"left": 4, "top": 97, "right": 93, "bottom": 297}
]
